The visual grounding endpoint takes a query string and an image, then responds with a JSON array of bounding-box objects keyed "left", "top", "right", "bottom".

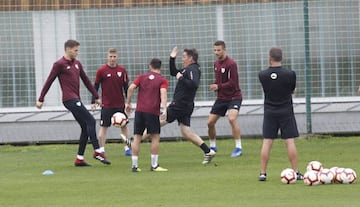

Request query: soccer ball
[
  {"left": 111, "top": 112, "right": 128, "bottom": 128},
  {"left": 318, "top": 168, "right": 335, "bottom": 184},
  {"left": 340, "top": 168, "right": 357, "bottom": 184},
  {"left": 306, "top": 160, "right": 323, "bottom": 172},
  {"left": 329, "top": 166, "right": 338, "bottom": 176},
  {"left": 333, "top": 167, "right": 345, "bottom": 183},
  {"left": 280, "top": 168, "right": 297, "bottom": 184},
  {"left": 303, "top": 170, "right": 320, "bottom": 186}
]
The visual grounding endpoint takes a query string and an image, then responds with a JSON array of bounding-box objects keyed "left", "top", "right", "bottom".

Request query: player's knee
[
  {"left": 207, "top": 117, "right": 217, "bottom": 127},
  {"left": 228, "top": 115, "right": 238, "bottom": 124},
  {"left": 207, "top": 121, "right": 215, "bottom": 128},
  {"left": 180, "top": 126, "right": 191, "bottom": 137}
]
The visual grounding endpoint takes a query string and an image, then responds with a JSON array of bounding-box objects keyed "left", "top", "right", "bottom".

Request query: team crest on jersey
[
  {"left": 149, "top": 74, "right": 155, "bottom": 80},
  {"left": 221, "top": 68, "right": 225, "bottom": 73},
  {"left": 66, "top": 66, "right": 71, "bottom": 70},
  {"left": 75, "top": 64, "right": 79, "bottom": 69},
  {"left": 117, "top": 72, "right": 122, "bottom": 77},
  {"left": 270, "top": 73, "right": 277, "bottom": 80},
  {"left": 107, "top": 73, "right": 111, "bottom": 77}
]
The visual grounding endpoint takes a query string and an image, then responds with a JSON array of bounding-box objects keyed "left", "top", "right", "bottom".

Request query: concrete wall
[{"left": 1, "top": 97, "right": 360, "bottom": 144}]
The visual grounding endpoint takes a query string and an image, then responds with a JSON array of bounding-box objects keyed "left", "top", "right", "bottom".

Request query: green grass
[{"left": 1, "top": 136, "right": 359, "bottom": 207}]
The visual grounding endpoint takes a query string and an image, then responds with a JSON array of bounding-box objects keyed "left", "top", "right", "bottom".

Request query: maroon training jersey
[
  {"left": 213, "top": 56, "right": 242, "bottom": 101},
  {"left": 38, "top": 57, "right": 98, "bottom": 102},
  {"left": 95, "top": 64, "right": 129, "bottom": 108},
  {"left": 133, "top": 71, "right": 168, "bottom": 115}
]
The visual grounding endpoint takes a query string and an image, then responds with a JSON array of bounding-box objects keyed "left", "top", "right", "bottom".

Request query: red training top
[
  {"left": 38, "top": 56, "right": 99, "bottom": 102},
  {"left": 133, "top": 71, "right": 168, "bottom": 115},
  {"left": 213, "top": 56, "right": 242, "bottom": 101},
  {"left": 95, "top": 64, "right": 129, "bottom": 108}
]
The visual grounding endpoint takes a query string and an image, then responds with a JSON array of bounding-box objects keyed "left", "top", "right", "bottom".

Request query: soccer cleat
[
  {"left": 231, "top": 147, "right": 242, "bottom": 157},
  {"left": 210, "top": 147, "right": 218, "bottom": 152},
  {"left": 93, "top": 151, "right": 111, "bottom": 165},
  {"left": 125, "top": 149, "right": 132, "bottom": 156},
  {"left": 258, "top": 173, "right": 267, "bottom": 181},
  {"left": 202, "top": 149, "right": 216, "bottom": 164},
  {"left": 150, "top": 165, "right": 168, "bottom": 172},
  {"left": 296, "top": 172, "right": 304, "bottom": 180},
  {"left": 121, "top": 134, "right": 132, "bottom": 148},
  {"left": 132, "top": 166, "right": 142, "bottom": 172},
  {"left": 74, "top": 158, "right": 91, "bottom": 167}
]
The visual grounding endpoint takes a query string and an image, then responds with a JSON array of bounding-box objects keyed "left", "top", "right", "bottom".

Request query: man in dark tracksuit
[
  {"left": 165, "top": 46, "right": 216, "bottom": 164},
  {"left": 258, "top": 47, "right": 303, "bottom": 181}
]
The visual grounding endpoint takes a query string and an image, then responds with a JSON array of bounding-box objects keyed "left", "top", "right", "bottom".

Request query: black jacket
[{"left": 169, "top": 57, "right": 201, "bottom": 106}]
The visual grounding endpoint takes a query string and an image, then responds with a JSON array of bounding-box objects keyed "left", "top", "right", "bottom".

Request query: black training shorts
[
  {"left": 210, "top": 99, "right": 242, "bottom": 116},
  {"left": 262, "top": 110, "right": 299, "bottom": 139},
  {"left": 134, "top": 111, "right": 160, "bottom": 135},
  {"left": 166, "top": 101, "right": 194, "bottom": 126}
]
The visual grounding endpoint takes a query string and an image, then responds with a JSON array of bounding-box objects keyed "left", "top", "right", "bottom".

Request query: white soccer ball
[
  {"left": 329, "top": 166, "right": 338, "bottom": 175},
  {"left": 319, "top": 168, "right": 335, "bottom": 184},
  {"left": 303, "top": 170, "right": 320, "bottom": 186},
  {"left": 340, "top": 168, "right": 357, "bottom": 184},
  {"left": 111, "top": 112, "right": 128, "bottom": 128},
  {"left": 280, "top": 168, "right": 297, "bottom": 184},
  {"left": 333, "top": 167, "right": 345, "bottom": 183},
  {"left": 306, "top": 160, "right": 323, "bottom": 172}
]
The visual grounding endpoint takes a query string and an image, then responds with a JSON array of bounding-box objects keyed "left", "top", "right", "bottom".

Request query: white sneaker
[{"left": 202, "top": 149, "right": 216, "bottom": 164}]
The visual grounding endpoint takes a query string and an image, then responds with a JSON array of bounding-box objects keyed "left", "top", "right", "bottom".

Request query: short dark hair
[
  {"left": 150, "top": 58, "right": 162, "bottom": 69},
  {"left": 269, "top": 47, "right": 282, "bottom": 62},
  {"left": 214, "top": 40, "right": 226, "bottom": 49},
  {"left": 64, "top": 39, "right": 80, "bottom": 50},
  {"left": 184, "top": 48, "right": 198, "bottom": 63}
]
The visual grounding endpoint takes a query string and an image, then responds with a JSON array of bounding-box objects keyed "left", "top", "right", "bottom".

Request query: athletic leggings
[{"left": 63, "top": 99, "right": 99, "bottom": 156}]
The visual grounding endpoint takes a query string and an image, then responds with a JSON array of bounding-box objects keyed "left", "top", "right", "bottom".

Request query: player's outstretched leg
[
  {"left": 202, "top": 149, "right": 216, "bottom": 164},
  {"left": 93, "top": 150, "right": 111, "bottom": 165},
  {"left": 121, "top": 133, "right": 132, "bottom": 148}
]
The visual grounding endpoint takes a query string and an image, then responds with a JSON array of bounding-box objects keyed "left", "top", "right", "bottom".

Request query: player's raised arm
[{"left": 169, "top": 47, "right": 179, "bottom": 76}]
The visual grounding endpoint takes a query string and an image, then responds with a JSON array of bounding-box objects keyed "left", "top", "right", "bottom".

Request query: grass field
[{"left": 1, "top": 136, "right": 359, "bottom": 207}]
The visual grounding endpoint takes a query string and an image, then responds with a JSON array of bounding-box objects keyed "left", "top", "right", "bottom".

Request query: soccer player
[
  {"left": 258, "top": 47, "right": 303, "bottom": 181},
  {"left": 125, "top": 58, "right": 168, "bottom": 172},
  {"left": 165, "top": 47, "right": 216, "bottom": 164},
  {"left": 36, "top": 39, "right": 110, "bottom": 166},
  {"left": 91, "top": 48, "right": 132, "bottom": 156},
  {"left": 207, "top": 40, "right": 243, "bottom": 157}
]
